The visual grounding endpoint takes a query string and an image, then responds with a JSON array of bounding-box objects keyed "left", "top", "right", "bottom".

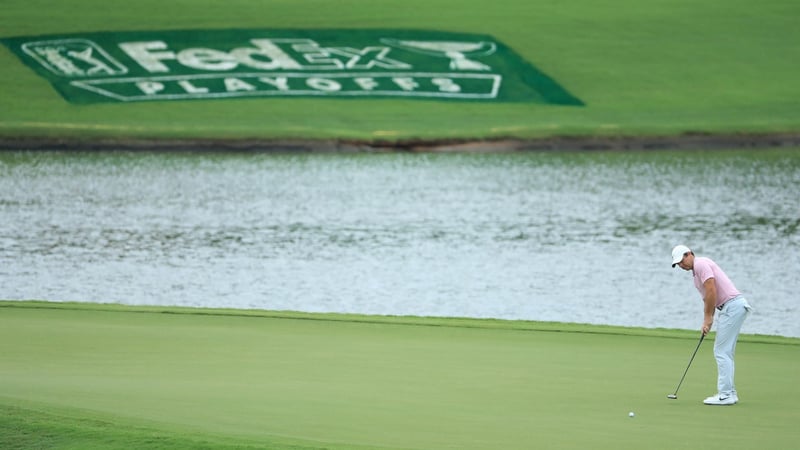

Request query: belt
[{"left": 717, "top": 296, "right": 742, "bottom": 311}]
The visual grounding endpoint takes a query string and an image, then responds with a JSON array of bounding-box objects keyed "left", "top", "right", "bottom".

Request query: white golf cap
[{"left": 671, "top": 245, "right": 691, "bottom": 267}]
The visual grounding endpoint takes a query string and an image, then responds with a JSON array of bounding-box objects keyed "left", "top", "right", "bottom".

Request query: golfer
[{"left": 671, "top": 245, "right": 752, "bottom": 405}]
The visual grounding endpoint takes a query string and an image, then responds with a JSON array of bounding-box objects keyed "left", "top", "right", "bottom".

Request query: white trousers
[{"left": 714, "top": 295, "right": 751, "bottom": 395}]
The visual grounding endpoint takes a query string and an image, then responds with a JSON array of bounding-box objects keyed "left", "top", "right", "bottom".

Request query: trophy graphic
[{"left": 380, "top": 38, "right": 497, "bottom": 71}]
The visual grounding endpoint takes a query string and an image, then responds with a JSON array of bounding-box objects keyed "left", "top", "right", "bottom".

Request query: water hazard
[{"left": 1, "top": 149, "right": 798, "bottom": 337}]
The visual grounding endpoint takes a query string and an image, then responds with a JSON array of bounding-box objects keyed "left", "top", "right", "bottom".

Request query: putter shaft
[{"left": 668, "top": 333, "right": 705, "bottom": 398}]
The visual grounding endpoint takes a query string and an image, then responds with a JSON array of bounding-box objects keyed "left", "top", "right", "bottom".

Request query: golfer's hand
[{"left": 702, "top": 320, "right": 713, "bottom": 335}]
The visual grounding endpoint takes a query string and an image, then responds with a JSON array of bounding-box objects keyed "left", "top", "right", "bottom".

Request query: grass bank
[
  {"left": 2, "top": 300, "right": 798, "bottom": 449},
  {"left": 1, "top": 0, "right": 799, "bottom": 144}
]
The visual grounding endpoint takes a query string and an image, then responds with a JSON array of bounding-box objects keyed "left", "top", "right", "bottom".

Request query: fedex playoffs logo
[{"left": 2, "top": 29, "right": 583, "bottom": 105}]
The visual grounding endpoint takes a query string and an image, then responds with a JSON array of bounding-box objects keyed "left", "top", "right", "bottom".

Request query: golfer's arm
[{"left": 703, "top": 278, "right": 717, "bottom": 323}]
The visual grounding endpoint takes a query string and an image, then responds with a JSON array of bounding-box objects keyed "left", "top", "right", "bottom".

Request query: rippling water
[{"left": 2, "top": 149, "right": 798, "bottom": 337}]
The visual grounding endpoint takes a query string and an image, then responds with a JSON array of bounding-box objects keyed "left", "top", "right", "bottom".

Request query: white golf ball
[{"left": 629, "top": 411, "right": 635, "bottom": 417}]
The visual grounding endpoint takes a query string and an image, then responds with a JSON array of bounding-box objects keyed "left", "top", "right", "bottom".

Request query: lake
[{"left": 1, "top": 148, "right": 798, "bottom": 337}]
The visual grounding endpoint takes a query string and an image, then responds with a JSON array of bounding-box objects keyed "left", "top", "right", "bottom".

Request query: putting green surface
[
  {"left": 2, "top": 301, "right": 798, "bottom": 449},
  {"left": 1, "top": 0, "right": 799, "bottom": 141}
]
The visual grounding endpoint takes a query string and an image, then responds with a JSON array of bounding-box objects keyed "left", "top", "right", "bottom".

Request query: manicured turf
[
  {"left": 2, "top": 301, "right": 798, "bottom": 449},
  {"left": 1, "top": 0, "right": 799, "bottom": 141}
]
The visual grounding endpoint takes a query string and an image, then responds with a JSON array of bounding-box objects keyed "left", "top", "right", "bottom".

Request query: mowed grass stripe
[{"left": 1, "top": 301, "right": 798, "bottom": 449}]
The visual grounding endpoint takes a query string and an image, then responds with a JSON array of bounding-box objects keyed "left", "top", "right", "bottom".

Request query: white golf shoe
[{"left": 703, "top": 393, "right": 737, "bottom": 405}]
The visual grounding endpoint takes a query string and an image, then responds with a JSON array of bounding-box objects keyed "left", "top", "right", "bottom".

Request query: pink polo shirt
[{"left": 692, "top": 256, "right": 741, "bottom": 307}]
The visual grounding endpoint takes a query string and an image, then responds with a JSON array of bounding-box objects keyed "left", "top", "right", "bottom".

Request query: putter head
[{"left": 667, "top": 394, "right": 678, "bottom": 399}]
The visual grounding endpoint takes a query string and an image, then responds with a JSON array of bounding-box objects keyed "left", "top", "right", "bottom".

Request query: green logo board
[{"left": 2, "top": 29, "right": 583, "bottom": 105}]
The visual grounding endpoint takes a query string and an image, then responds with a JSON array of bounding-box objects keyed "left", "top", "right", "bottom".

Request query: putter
[{"left": 667, "top": 333, "right": 705, "bottom": 399}]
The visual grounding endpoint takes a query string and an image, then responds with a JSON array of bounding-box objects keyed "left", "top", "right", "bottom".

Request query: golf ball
[{"left": 629, "top": 412, "right": 635, "bottom": 417}]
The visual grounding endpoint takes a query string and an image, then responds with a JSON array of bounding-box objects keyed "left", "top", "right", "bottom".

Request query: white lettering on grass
[
  {"left": 230, "top": 39, "right": 302, "bottom": 70},
  {"left": 326, "top": 47, "right": 411, "bottom": 69},
  {"left": 432, "top": 77, "right": 461, "bottom": 93},
  {"left": 224, "top": 77, "right": 256, "bottom": 91},
  {"left": 392, "top": 77, "right": 419, "bottom": 91},
  {"left": 118, "top": 38, "right": 432, "bottom": 75},
  {"left": 136, "top": 80, "right": 165, "bottom": 94},
  {"left": 291, "top": 41, "right": 344, "bottom": 69},
  {"left": 258, "top": 77, "right": 290, "bottom": 90},
  {"left": 120, "top": 39, "right": 304, "bottom": 73},
  {"left": 354, "top": 77, "right": 379, "bottom": 90},
  {"left": 119, "top": 41, "right": 176, "bottom": 73},
  {"left": 177, "top": 48, "right": 237, "bottom": 71},
  {"left": 306, "top": 78, "right": 341, "bottom": 91},
  {"left": 178, "top": 80, "right": 209, "bottom": 94},
  {"left": 82, "top": 73, "right": 498, "bottom": 101}
]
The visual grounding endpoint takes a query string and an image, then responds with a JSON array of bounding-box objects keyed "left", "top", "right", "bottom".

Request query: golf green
[{"left": 2, "top": 301, "right": 798, "bottom": 449}]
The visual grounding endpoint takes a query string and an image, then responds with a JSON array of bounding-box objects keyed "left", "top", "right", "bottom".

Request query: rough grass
[{"left": 1, "top": 0, "right": 799, "bottom": 141}]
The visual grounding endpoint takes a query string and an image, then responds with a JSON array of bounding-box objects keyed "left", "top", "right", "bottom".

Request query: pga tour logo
[
  {"left": 20, "top": 36, "right": 502, "bottom": 102},
  {"left": 22, "top": 39, "right": 128, "bottom": 77}
]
